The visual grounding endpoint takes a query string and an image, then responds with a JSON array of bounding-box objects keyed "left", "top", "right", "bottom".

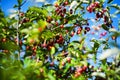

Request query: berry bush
[{"left": 0, "top": 0, "right": 120, "bottom": 80}]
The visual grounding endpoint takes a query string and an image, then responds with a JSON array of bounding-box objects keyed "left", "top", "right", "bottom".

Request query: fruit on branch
[
  {"left": 26, "top": 46, "right": 30, "bottom": 50},
  {"left": 54, "top": 2, "right": 59, "bottom": 7},
  {"left": 85, "top": 27, "right": 90, "bottom": 32},
  {"left": 64, "top": 1, "right": 68, "bottom": 6},
  {"left": 22, "top": 18, "right": 30, "bottom": 23},
  {"left": 50, "top": 62, "right": 54, "bottom": 66},
  {"left": 111, "top": 36, "right": 116, "bottom": 40},
  {"left": 55, "top": 21, "right": 59, "bottom": 26},
  {"left": 60, "top": 24, "right": 64, "bottom": 28},
  {"left": 77, "top": 30, "right": 81, "bottom": 34},
  {"left": 70, "top": 31, "right": 74, "bottom": 37},
  {"left": 1, "top": 38, "right": 6, "bottom": 42},
  {"left": 86, "top": 1, "right": 100, "bottom": 13},
  {"left": 70, "top": 9, "right": 73, "bottom": 14},
  {"left": 19, "top": 12, "right": 24, "bottom": 17},
  {"left": 66, "top": 57, "right": 71, "bottom": 63}
]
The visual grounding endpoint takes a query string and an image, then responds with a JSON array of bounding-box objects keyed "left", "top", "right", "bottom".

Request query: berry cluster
[
  {"left": 55, "top": 3, "right": 67, "bottom": 17},
  {"left": 87, "top": 2, "right": 100, "bottom": 13},
  {"left": 74, "top": 65, "right": 87, "bottom": 78}
]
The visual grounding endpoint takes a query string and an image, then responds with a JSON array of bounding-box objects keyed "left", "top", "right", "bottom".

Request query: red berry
[
  {"left": 82, "top": 65, "right": 87, "bottom": 71},
  {"left": 77, "top": 68, "right": 83, "bottom": 73},
  {"left": 77, "top": 30, "right": 81, "bottom": 34},
  {"left": 70, "top": 31, "right": 74, "bottom": 37},
  {"left": 60, "top": 24, "right": 64, "bottom": 28},
  {"left": 64, "top": 1, "right": 68, "bottom": 5},
  {"left": 50, "top": 62, "right": 54, "bottom": 66},
  {"left": 66, "top": 57, "right": 71, "bottom": 63},
  {"left": 62, "top": 61, "right": 65, "bottom": 66},
  {"left": 63, "top": 8, "right": 66, "bottom": 13},
  {"left": 19, "top": 12, "right": 24, "bottom": 17},
  {"left": 104, "top": 16, "right": 108, "bottom": 22},
  {"left": 54, "top": 3, "right": 59, "bottom": 7},
  {"left": 94, "top": 1, "right": 99, "bottom": 8},
  {"left": 60, "top": 13, "right": 64, "bottom": 17},
  {"left": 55, "top": 22, "right": 59, "bottom": 26},
  {"left": 41, "top": 43, "right": 47, "bottom": 48},
  {"left": 96, "top": 13, "right": 100, "bottom": 18},
  {"left": 26, "top": 46, "right": 30, "bottom": 50},
  {"left": 2, "top": 38, "right": 6, "bottom": 42},
  {"left": 19, "top": 40, "right": 22, "bottom": 45},
  {"left": 90, "top": 3, "right": 95, "bottom": 8}
]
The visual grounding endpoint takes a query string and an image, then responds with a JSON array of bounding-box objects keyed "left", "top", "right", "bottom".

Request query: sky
[{"left": 0, "top": 0, "right": 120, "bottom": 47}]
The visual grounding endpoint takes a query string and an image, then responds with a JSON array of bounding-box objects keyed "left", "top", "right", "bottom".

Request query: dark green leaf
[
  {"left": 107, "top": 0, "right": 113, "bottom": 4},
  {"left": 101, "top": 24, "right": 109, "bottom": 31},
  {"left": 13, "top": 5, "right": 18, "bottom": 8},
  {"left": 17, "top": 0, "right": 23, "bottom": 5},
  {"left": 110, "top": 4, "right": 120, "bottom": 10}
]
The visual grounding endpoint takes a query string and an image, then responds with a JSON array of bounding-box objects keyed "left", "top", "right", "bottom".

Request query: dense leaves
[{"left": 0, "top": 0, "right": 120, "bottom": 80}]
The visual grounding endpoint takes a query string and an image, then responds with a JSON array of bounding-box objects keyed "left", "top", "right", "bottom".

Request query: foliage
[{"left": 0, "top": 0, "right": 120, "bottom": 80}]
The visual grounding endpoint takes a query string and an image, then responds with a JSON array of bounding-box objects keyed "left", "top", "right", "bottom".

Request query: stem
[{"left": 17, "top": 7, "right": 21, "bottom": 60}]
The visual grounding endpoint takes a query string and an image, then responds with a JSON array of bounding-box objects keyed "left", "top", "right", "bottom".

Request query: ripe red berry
[
  {"left": 104, "top": 16, "right": 108, "bottom": 22},
  {"left": 50, "top": 62, "right": 54, "bottom": 66},
  {"left": 19, "top": 40, "right": 22, "bottom": 45},
  {"left": 60, "top": 24, "right": 64, "bottom": 28},
  {"left": 55, "top": 22, "right": 59, "bottom": 26},
  {"left": 64, "top": 1, "right": 68, "bottom": 5},
  {"left": 82, "top": 65, "right": 87, "bottom": 71},
  {"left": 41, "top": 43, "right": 47, "bottom": 48},
  {"left": 62, "top": 61, "right": 65, "bottom": 66},
  {"left": 54, "top": 3, "right": 59, "bottom": 7},
  {"left": 2, "top": 38, "right": 6, "bottom": 42},
  {"left": 60, "top": 13, "right": 64, "bottom": 17},
  {"left": 77, "top": 30, "right": 81, "bottom": 34},
  {"left": 26, "top": 46, "right": 30, "bottom": 50},
  {"left": 19, "top": 12, "right": 24, "bottom": 17},
  {"left": 77, "top": 68, "right": 83, "bottom": 73},
  {"left": 70, "top": 31, "right": 74, "bottom": 37},
  {"left": 66, "top": 57, "right": 71, "bottom": 63},
  {"left": 94, "top": 1, "right": 99, "bottom": 8}
]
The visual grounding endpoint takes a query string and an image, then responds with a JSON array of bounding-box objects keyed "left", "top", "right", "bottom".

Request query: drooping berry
[
  {"left": 64, "top": 1, "right": 68, "bottom": 5},
  {"left": 70, "top": 9, "right": 73, "bottom": 14},
  {"left": 60, "top": 24, "right": 64, "bottom": 28},
  {"left": 2, "top": 38, "right": 6, "bottom": 42},
  {"left": 63, "top": 8, "right": 66, "bottom": 13},
  {"left": 50, "top": 62, "right": 54, "bottom": 66},
  {"left": 70, "top": 31, "right": 74, "bottom": 37},
  {"left": 66, "top": 57, "right": 71, "bottom": 63},
  {"left": 85, "top": 27, "right": 90, "bottom": 32},
  {"left": 77, "top": 30, "right": 81, "bottom": 34},
  {"left": 55, "top": 21, "right": 59, "bottom": 26}
]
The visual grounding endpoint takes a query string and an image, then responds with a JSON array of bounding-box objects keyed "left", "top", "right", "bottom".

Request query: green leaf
[
  {"left": 17, "top": 0, "right": 23, "bottom": 5},
  {"left": 50, "top": 47, "right": 55, "bottom": 55},
  {"left": 107, "top": 0, "right": 113, "bottom": 4},
  {"left": 41, "top": 30, "right": 55, "bottom": 39},
  {"left": 110, "top": 4, "right": 120, "bottom": 10},
  {"left": 13, "top": 5, "right": 18, "bottom": 8},
  {"left": 101, "top": 24, "right": 109, "bottom": 31}
]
